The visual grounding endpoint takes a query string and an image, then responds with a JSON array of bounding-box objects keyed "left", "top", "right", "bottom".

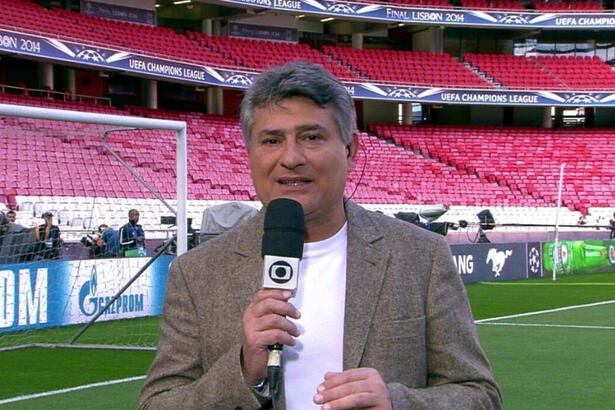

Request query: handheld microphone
[
  {"left": 261, "top": 198, "right": 304, "bottom": 410},
  {"left": 262, "top": 198, "right": 305, "bottom": 293}
]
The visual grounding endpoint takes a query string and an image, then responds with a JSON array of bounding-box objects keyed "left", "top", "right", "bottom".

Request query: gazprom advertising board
[{"left": 0, "top": 256, "right": 172, "bottom": 333}]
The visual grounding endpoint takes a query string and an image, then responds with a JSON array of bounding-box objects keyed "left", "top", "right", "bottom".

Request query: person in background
[
  {"left": 0, "top": 210, "right": 13, "bottom": 247},
  {"left": 140, "top": 62, "right": 501, "bottom": 409},
  {"left": 119, "top": 209, "right": 145, "bottom": 256},
  {"left": 577, "top": 214, "right": 587, "bottom": 226},
  {"left": 100, "top": 224, "right": 120, "bottom": 257},
  {"left": 0, "top": 210, "right": 7, "bottom": 248},
  {"left": 0, "top": 210, "right": 31, "bottom": 263},
  {"left": 34, "top": 211, "right": 63, "bottom": 260}
]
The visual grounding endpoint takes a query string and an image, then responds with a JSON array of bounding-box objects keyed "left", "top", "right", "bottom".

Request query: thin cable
[{"left": 344, "top": 139, "right": 367, "bottom": 205}]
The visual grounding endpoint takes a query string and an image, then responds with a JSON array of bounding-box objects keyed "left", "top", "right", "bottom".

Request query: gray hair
[{"left": 240, "top": 61, "right": 356, "bottom": 148}]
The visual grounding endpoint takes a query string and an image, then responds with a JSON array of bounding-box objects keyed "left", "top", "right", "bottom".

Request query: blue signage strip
[
  {"left": 2, "top": 28, "right": 615, "bottom": 106},
  {"left": 229, "top": 22, "right": 299, "bottom": 42},
  {"left": 81, "top": 0, "right": 156, "bottom": 26},
  {"left": 451, "top": 242, "right": 532, "bottom": 283},
  {"left": 345, "top": 82, "right": 615, "bottom": 107},
  {"left": 220, "top": 0, "right": 615, "bottom": 29},
  {"left": 0, "top": 28, "right": 258, "bottom": 86}
]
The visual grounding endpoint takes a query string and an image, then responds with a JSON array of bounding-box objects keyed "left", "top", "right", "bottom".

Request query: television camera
[{"left": 394, "top": 205, "right": 468, "bottom": 236}]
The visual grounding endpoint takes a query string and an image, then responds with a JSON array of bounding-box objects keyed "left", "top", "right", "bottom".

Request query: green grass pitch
[{"left": 1, "top": 272, "right": 614, "bottom": 409}]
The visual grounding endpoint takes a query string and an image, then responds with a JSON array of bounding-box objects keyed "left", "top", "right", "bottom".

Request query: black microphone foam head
[{"left": 262, "top": 198, "right": 305, "bottom": 258}]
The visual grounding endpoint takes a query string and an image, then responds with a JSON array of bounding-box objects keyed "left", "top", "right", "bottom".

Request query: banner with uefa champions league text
[
  {"left": 219, "top": 0, "right": 615, "bottom": 30},
  {"left": 2, "top": 28, "right": 615, "bottom": 107},
  {"left": 0, "top": 256, "right": 172, "bottom": 333}
]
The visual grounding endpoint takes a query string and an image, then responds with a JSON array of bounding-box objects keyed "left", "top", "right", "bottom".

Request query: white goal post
[{"left": 0, "top": 103, "right": 189, "bottom": 255}]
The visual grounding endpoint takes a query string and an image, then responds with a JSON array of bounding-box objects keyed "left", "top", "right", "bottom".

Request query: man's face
[
  {"left": 44, "top": 215, "right": 52, "bottom": 225},
  {"left": 6, "top": 213, "right": 15, "bottom": 223},
  {"left": 248, "top": 96, "right": 357, "bottom": 231},
  {"left": 129, "top": 211, "right": 139, "bottom": 224}
]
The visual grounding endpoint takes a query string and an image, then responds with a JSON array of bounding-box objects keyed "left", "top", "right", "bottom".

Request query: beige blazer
[{"left": 139, "top": 201, "right": 502, "bottom": 409}]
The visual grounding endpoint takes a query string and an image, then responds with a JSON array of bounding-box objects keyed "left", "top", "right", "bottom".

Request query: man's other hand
[{"left": 313, "top": 368, "right": 392, "bottom": 410}]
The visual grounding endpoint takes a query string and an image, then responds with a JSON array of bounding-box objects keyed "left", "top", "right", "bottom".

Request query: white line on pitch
[
  {"left": 477, "top": 322, "right": 615, "bottom": 330},
  {"left": 475, "top": 299, "right": 615, "bottom": 324},
  {"left": 0, "top": 375, "right": 146, "bottom": 405},
  {"left": 477, "top": 282, "right": 615, "bottom": 286}
]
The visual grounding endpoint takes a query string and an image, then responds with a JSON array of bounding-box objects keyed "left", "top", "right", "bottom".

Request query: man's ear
[{"left": 346, "top": 132, "right": 360, "bottom": 170}]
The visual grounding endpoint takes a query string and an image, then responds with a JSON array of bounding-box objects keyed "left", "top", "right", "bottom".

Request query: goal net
[{"left": 0, "top": 100, "right": 188, "bottom": 351}]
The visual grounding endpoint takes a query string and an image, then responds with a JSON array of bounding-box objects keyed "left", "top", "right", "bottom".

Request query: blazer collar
[
  {"left": 232, "top": 209, "right": 266, "bottom": 316},
  {"left": 229, "top": 201, "right": 388, "bottom": 370},
  {"left": 343, "top": 201, "right": 388, "bottom": 370}
]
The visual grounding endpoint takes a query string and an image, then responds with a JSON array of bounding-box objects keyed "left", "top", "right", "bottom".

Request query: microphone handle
[
  {"left": 267, "top": 343, "right": 283, "bottom": 367},
  {"left": 267, "top": 343, "right": 284, "bottom": 410},
  {"left": 268, "top": 364, "right": 284, "bottom": 410}
]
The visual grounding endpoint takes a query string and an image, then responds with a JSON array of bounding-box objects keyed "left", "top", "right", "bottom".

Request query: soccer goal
[{"left": 0, "top": 102, "right": 187, "bottom": 351}]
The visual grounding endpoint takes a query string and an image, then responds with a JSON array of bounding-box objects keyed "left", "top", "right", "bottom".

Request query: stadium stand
[
  {"left": 369, "top": 123, "right": 615, "bottom": 214},
  {"left": 534, "top": 55, "right": 615, "bottom": 91},
  {"left": 189, "top": 33, "right": 361, "bottom": 81},
  {"left": 463, "top": 53, "right": 565, "bottom": 90},
  {"left": 324, "top": 46, "right": 492, "bottom": 88},
  {"left": 464, "top": 53, "right": 615, "bottom": 91},
  {"left": 3, "top": 88, "right": 598, "bottom": 235},
  {"left": 3, "top": 90, "right": 588, "bottom": 231},
  {"left": 1, "top": 0, "right": 612, "bottom": 92},
  {"left": 534, "top": 0, "right": 605, "bottom": 11},
  {"left": 0, "top": 0, "right": 237, "bottom": 69},
  {"left": 1, "top": 0, "right": 614, "bottom": 241}
]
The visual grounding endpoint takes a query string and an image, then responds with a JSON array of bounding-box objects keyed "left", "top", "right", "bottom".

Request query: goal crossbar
[{"left": 0, "top": 103, "right": 189, "bottom": 254}]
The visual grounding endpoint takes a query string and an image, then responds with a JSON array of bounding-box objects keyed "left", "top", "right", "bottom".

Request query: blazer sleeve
[
  {"left": 388, "top": 238, "right": 503, "bottom": 410},
  {"left": 138, "top": 258, "right": 266, "bottom": 409}
]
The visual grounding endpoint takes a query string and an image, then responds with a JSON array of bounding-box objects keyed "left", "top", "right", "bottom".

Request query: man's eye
[
  {"left": 262, "top": 138, "right": 279, "bottom": 145},
  {"left": 305, "top": 134, "right": 321, "bottom": 141}
]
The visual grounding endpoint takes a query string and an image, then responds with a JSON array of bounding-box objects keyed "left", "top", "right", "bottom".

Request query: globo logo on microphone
[
  {"left": 269, "top": 261, "right": 293, "bottom": 284},
  {"left": 262, "top": 255, "right": 300, "bottom": 292}
]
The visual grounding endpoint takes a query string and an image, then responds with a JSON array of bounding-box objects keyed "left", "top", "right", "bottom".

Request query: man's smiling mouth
[{"left": 278, "top": 178, "right": 311, "bottom": 186}]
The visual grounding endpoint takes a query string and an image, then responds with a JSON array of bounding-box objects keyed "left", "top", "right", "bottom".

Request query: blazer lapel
[
  {"left": 343, "top": 202, "right": 388, "bottom": 370},
  {"left": 229, "top": 211, "right": 266, "bottom": 315}
]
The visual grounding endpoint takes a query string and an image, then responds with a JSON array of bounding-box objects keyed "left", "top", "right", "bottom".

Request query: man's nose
[{"left": 280, "top": 140, "right": 305, "bottom": 168}]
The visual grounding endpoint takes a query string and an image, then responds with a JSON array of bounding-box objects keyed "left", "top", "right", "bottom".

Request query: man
[
  {"left": 0, "top": 210, "right": 12, "bottom": 246},
  {"left": 140, "top": 62, "right": 502, "bottom": 409},
  {"left": 99, "top": 224, "right": 121, "bottom": 257},
  {"left": 81, "top": 224, "right": 119, "bottom": 258},
  {"left": 0, "top": 210, "right": 29, "bottom": 263},
  {"left": 119, "top": 209, "right": 145, "bottom": 256},
  {"left": 0, "top": 210, "right": 7, "bottom": 248},
  {"left": 34, "top": 211, "right": 63, "bottom": 260}
]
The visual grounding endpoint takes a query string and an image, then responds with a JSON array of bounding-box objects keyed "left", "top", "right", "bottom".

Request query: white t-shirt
[{"left": 284, "top": 223, "right": 348, "bottom": 409}]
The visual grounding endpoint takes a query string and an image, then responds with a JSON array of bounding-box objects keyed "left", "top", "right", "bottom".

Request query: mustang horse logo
[{"left": 486, "top": 248, "right": 512, "bottom": 277}]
